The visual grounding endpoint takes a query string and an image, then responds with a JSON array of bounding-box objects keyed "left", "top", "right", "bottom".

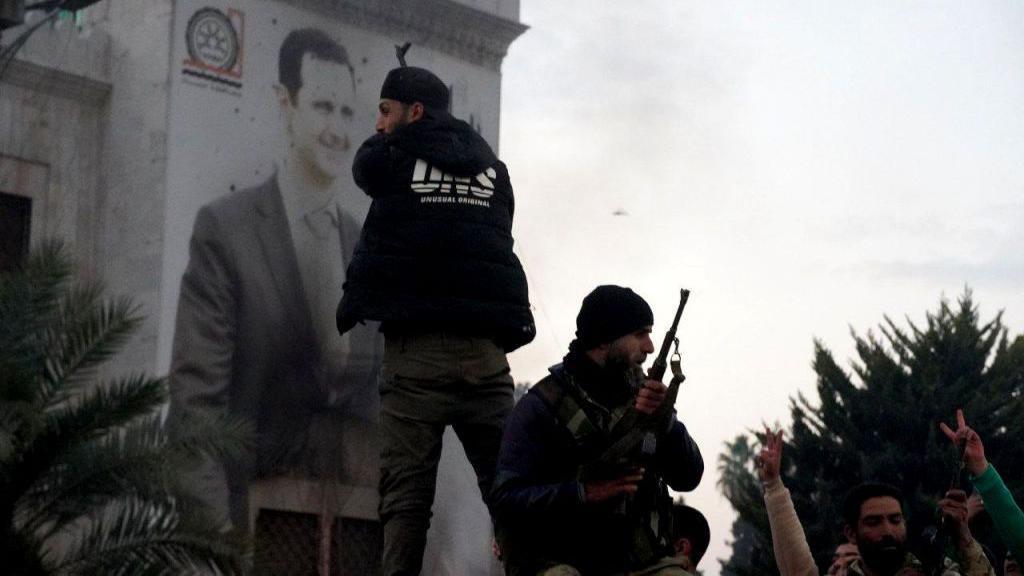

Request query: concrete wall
[
  {"left": 95, "top": 0, "right": 175, "bottom": 374},
  {"left": 1, "top": 0, "right": 175, "bottom": 376},
  {"left": 1, "top": 4, "right": 110, "bottom": 279}
]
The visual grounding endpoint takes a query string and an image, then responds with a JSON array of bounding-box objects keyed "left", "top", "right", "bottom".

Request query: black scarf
[{"left": 562, "top": 346, "right": 634, "bottom": 410}]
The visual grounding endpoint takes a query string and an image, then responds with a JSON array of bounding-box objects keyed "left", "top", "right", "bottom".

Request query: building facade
[{"left": 1, "top": 0, "right": 525, "bottom": 572}]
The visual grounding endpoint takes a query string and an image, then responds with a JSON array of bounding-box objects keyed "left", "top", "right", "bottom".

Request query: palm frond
[
  {"left": 20, "top": 416, "right": 173, "bottom": 536},
  {"left": 5, "top": 376, "right": 166, "bottom": 506},
  {"left": 42, "top": 289, "right": 142, "bottom": 404},
  {"left": 45, "top": 374, "right": 167, "bottom": 437},
  {"left": 52, "top": 498, "right": 246, "bottom": 576},
  {"left": 166, "top": 412, "right": 255, "bottom": 467},
  {"left": 0, "top": 241, "right": 71, "bottom": 406},
  {"left": 0, "top": 401, "right": 33, "bottom": 460},
  {"left": 0, "top": 240, "right": 71, "bottom": 325},
  {"left": 1, "top": 240, "right": 249, "bottom": 572}
]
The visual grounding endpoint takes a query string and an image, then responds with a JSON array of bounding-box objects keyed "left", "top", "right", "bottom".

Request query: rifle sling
[{"left": 532, "top": 374, "right": 600, "bottom": 448}]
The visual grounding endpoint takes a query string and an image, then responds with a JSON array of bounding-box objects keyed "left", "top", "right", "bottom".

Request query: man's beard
[
  {"left": 586, "top": 353, "right": 643, "bottom": 408},
  {"left": 858, "top": 536, "right": 906, "bottom": 575},
  {"left": 605, "top": 342, "right": 645, "bottom": 373},
  {"left": 604, "top": 355, "right": 646, "bottom": 392},
  {"left": 604, "top": 351, "right": 634, "bottom": 374},
  {"left": 392, "top": 109, "right": 417, "bottom": 133}
]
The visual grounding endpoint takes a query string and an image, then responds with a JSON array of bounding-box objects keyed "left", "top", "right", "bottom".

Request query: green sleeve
[{"left": 972, "top": 464, "right": 1024, "bottom": 561}]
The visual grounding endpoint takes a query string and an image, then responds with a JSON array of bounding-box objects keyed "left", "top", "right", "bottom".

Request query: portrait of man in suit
[{"left": 167, "top": 26, "right": 381, "bottom": 557}]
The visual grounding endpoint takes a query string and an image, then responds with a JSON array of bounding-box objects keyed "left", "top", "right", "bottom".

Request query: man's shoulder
[
  {"left": 188, "top": 177, "right": 280, "bottom": 245},
  {"left": 526, "top": 366, "right": 571, "bottom": 405},
  {"left": 516, "top": 382, "right": 555, "bottom": 414},
  {"left": 509, "top": 376, "right": 564, "bottom": 423},
  {"left": 490, "top": 158, "right": 512, "bottom": 183},
  {"left": 201, "top": 176, "right": 278, "bottom": 219}
]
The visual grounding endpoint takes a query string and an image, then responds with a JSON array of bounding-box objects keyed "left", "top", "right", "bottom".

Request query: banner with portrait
[{"left": 161, "top": 0, "right": 503, "bottom": 572}]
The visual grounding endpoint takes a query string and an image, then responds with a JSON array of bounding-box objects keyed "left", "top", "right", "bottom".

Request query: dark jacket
[
  {"left": 336, "top": 114, "right": 536, "bottom": 351},
  {"left": 491, "top": 352, "right": 704, "bottom": 574}
]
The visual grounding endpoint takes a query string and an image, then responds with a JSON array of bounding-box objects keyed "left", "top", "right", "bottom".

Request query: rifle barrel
[{"left": 647, "top": 289, "right": 690, "bottom": 381}]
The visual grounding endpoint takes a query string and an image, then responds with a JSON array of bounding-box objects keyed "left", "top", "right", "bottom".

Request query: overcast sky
[{"left": 499, "top": 2, "right": 1024, "bottom": 572}]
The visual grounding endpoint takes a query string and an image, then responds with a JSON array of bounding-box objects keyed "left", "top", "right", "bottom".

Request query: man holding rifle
[{"left": 492, "top": 285, "right": 704, "bottom": 575}]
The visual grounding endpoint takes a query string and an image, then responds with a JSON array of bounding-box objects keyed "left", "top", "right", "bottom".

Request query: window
[{"left": 0, "top": 192, "right": 32, "bottom": 273}]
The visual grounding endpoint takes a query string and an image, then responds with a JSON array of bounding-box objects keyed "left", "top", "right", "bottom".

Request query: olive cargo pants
[{"left": 378, "top": 332, "right": 514, "bottom": 576}]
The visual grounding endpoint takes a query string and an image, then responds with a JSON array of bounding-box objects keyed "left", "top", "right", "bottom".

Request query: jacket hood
[{"left": 387, "top": 113, "right": 497, "bottom": 175}]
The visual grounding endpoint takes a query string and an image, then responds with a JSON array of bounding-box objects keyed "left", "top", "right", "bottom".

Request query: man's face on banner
[{"left": 284, "top": 54, "right": 354, "bottom": 185}]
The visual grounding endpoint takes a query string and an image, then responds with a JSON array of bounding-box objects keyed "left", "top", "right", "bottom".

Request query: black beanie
[
  {"left": 575, "top": 285, "right": 654, "bottom": 349},
  {"left": 671, "top": 505, "right": 711, "bottom": 566},
  {"left": 380, "top": 66, "right": 449, "bottom": 112}
]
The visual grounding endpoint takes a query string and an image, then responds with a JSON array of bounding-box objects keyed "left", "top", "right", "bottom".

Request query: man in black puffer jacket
[{"left": 336, "top": 63, "right": 535, "bottom": 576}]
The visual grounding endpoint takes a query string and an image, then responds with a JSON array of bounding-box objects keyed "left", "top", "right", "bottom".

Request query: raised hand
[
  {"left": 757, "top": 426, "right": 784, "bottom": 485},
  {"left": 966, "top": 492, "right": 985, "bottom": 522},
  {"left": 939, "top": 409, "right": 988, "bottom": 476},
  {"left": 938, "top": 489, "right": 973, "bottom": 548}
]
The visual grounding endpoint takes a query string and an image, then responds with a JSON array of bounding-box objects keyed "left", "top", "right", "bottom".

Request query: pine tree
[
  {"left": 719, "top": 291, "right": 1024, "bottom": 575},
  {"left": 718, "top": 435, "right": 777, "bottom": 576},
  {"left": 0, "top": 241, "right": 252, "bottom": 575}
]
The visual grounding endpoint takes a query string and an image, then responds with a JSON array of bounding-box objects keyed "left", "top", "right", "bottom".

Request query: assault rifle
[
  {"left": 921, "top": 436, "right": 971, "bottom": 576},
  {"left": 579, "top": 288, "right": 691, "bottom": 481}
]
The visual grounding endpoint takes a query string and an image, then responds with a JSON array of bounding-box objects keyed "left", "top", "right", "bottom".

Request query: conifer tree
[{"left": 719, "top": 291, "right": 1024, "bottom": 575}]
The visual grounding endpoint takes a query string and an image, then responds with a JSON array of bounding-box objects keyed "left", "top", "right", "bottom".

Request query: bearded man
[
  {"left": 491, "top": 285, "right": 704, "bottom": 575},
  {"left": 336, "top": 60, "right": 535, "bottom": 576},
  {"left": 757, "top": 427, "right": 994, "bottom": 576}
]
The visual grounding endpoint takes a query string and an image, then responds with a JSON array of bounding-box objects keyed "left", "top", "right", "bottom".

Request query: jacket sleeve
[
  {"left": 351, "top": 134, "right": 398, "bottom": 197},
  {"left": 500, "top": 161, "right": 515, "bottom": 221},
  {"left": 490, "top": 393, "right": 586, "bottom": 518},
  {"left": 655, "top": 418, "right": 704, "bottom": 492},
  {"left": 954, "top": 538, "right": 996, "bottom": 576},
  {"left": 763, "top": 479, "right": 820, "bottom": 576},
  {"left": 166, "top": 205, "right": 238, "bottom": 522},
  {"left": 973, "top": 464, "right": 1024, "bottom": 562}
]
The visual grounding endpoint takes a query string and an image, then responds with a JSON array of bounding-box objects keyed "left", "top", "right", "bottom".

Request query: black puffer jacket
[{"left": 336, "top": 114, "right": 536, "bottom": 351}]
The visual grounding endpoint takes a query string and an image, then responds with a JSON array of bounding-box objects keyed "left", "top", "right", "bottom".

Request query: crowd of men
[
  {"left": 168, "top": 28, "right": 1023, "bottom": 576},
  {"left": 758, "top": 409, "right": 1023, "bottom": 576}
]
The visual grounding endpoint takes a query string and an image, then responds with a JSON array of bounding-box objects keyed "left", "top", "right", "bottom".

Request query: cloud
[
  {"left": 502, "top": 3, "right": 1024, "bottom": 574},
  {"left": 859, "top": 257, "right": 1024, "bottom": 286}
]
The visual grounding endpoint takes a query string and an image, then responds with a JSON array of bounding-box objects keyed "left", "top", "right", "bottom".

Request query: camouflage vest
[
  {"left": 533, "top": 364, "right": 675, "bottom": 567},
  {"left": 846, "top": 553, "right": 968, "bottom": 576}
]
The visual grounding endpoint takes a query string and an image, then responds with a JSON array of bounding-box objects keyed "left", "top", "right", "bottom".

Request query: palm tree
[{"left": 0, "top": 241, "right": 250, "bottom": 575}]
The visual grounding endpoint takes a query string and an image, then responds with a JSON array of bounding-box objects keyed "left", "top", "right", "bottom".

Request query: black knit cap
[
  {"left": 380, "top": 66, "right": 449, "bottom": 112},
  {"left": 672, "top": 505, "right": 711, "bottom": 566},
  {"left": 575, "top": 285, "right": 654, "bottom": 349}
]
